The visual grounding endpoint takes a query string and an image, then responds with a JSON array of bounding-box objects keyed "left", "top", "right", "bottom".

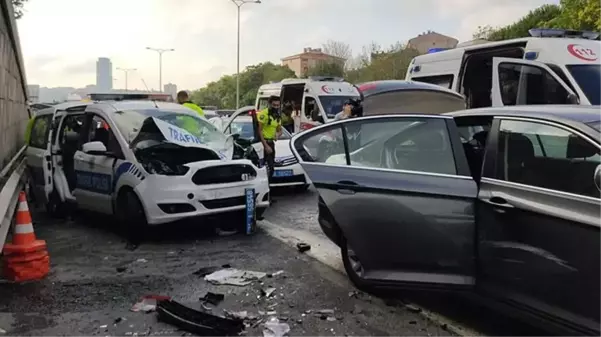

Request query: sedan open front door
[{"left": 290, "top": 115, "right": 479, "bottom": 290}]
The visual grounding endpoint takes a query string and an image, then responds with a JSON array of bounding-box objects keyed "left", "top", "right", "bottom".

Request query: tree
[
  {"left": 321, "top": 40, "right": 352, "bottom": 69},
  {"left": 190, "top": 62, "right": 295, "bottom": 108},
  {"left": 472, "top": 25, "right": 495, "bottom": 40},
  {"left": 306, "top": 61, "right": 345, "bottom": 78},
  {"left": 546, "top": 0, "right": 601, "bottom": 31},
  {"left": 11, "top": 0, "right": 27, "bottom": 19}
]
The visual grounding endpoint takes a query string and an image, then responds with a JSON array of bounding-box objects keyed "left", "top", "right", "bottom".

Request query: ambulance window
[
  {"left": 304, "top": 97, "right": 317, "bottom": 118},
  {"left": 257, "top": 98, "right": 269, "bottom": 110},
  {"left": 497, "top": 62, "right": 570, "bottom": 105}
]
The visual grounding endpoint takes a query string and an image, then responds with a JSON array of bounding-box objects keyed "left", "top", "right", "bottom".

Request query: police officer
[
  {"left": 177, "top": 90, "right": 205, "bottom": 117},
  {"left": 257, "top": 96, "right": 282, "bottom": 184}
]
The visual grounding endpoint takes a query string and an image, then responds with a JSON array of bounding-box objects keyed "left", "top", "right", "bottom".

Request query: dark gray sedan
[{"left": 290, "top": 98, "right": 600, "bottom": 335}]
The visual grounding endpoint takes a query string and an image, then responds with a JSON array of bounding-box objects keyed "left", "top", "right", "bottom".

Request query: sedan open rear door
[{"left": 290, "top": 115, "right": 479, "bottom": 289}]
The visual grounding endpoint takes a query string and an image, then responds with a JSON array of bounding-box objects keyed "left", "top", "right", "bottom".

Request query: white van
[
  {"left": 406, "top": 28, "right": 600, "bottom": 108},
  {"left": 255, "top": 77, "right": 360, "bottom": 133}
]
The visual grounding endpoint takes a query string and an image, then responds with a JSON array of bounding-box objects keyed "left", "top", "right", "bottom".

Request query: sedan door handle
[
  {"left": 336, "top": 180, "right": 358, "bottom": 195},
  {"left": 482, "top": 196, "right": 514, "bottom": 209}
]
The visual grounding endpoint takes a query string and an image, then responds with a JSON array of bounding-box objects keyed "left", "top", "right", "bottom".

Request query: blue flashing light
[
  {"left": 427, "top": 48, "right": 448, "bottom": 54},
  {"left": 524, "top": 51, "right": 539, "bottom": 60},
  {"left": 529, "top": 28, "right": 600, "bottom": 40}
]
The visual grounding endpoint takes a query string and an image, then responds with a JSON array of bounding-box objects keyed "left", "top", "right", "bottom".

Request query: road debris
[
  {"left": 204, "top": 268, "right": 267, "bottom": 286},
  {"left": 131, "top": 295, "right": 171, "bottom": 312},
  {"left": 114, "top": 317, "right": 126, "bottom": 324},
  {"left": 201, "top": 292, "right": 225, "bottom": 306},
  {"left": 405, "top": 304, "right": 422, "bottom": 313},
  {"left": 0, "top": 327, "right": 5, "bottom": 334},
  {"left": 263, "top": 317, "right": 290, "bottom": 337},
  {"left": 224, "top": 310, "right": 248, "bottom": 320},
  {"left": 99, "top": 325, "right": 108, "bottom": 329},
  {"left": 156, "top": 299, "right": 244, "bottom": 336},
  {"left": 135, "top": 258, "right": 148, "bottom": 263},
  {"left": 267, "top": 270, "right": 284, "bottom": 278},
  {"left": 193, "top": 266, "right": 222, "bottom": 277},
  {"left": 296, "top": 242, "right": 311, "bottom": 253},
  {"left": 261, "top": 287, "right": 276, "bottom": 297}
]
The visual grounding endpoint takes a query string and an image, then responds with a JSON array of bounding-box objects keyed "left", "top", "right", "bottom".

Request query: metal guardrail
[{"left": 0, "top": 147, "right": 27, "bottom": 252}]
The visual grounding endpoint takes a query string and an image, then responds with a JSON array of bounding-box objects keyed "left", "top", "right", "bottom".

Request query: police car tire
[
  {"left": 46, "top": 190, "right": 66, "bottom": 218},
  {"left": 116, "top": 188, "right": 147, "bottom": 230}
]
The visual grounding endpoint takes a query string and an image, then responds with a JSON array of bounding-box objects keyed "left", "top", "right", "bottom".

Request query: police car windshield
[
  {"left": 113, "top": 109, "right": 227, "bottom": 144},
  {"left": 319, "top": 96, "right": 360, "bottom": 118},
  {"left": 567, "top": 65, "right": 600, "bottom": 105}
]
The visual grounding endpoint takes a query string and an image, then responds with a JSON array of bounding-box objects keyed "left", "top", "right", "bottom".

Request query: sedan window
[
  {"left": 497, "top": 119, "right": 600, "bottom": 198},
  {"left": 343, "top": 118, "right": 457, "bottom": 175}
]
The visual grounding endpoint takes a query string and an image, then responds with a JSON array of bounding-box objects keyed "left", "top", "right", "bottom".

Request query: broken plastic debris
[
  {"left": 266, "top": 311, "right": 277, "bottom": 316},
  {"left": 156, "top": 299, "right": 244, "bottom": 336},
  {"left": 99, "top": 325, "right": 108, "bottom": 329},
  {"left": 224, "top": 310, "right": 248, "bottom": 320},
  {"left": 193, "top": 266, "right": 221, "bottom": 277},
  {"left": 326, "top": 317, "right": 337, "bottom": 322},
  {"left": 317, "top": 309, "right": 335, "bottom": 315},
  {"left": 136, "top": 258, "right": 148, "bottom": 263},
  {"left": 263, "top": 317, "right": 290, "bottom": 337},
  {"left": 261, "top": 287, "right": 276, "bottom": 297},
  {"left": 201, "top": 292, "right": 225, "bottom": 305},
  {"left": 204, "top": 268, "right": 267, "bottom": 286},
  {"left": 296, "top": 242, "right": 311, "bottom": 253},
  {"left": 131, "top": 295, "right": 171, "bottom": 312}
]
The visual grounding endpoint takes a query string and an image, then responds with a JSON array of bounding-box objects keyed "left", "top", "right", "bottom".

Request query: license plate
[{"left": 274, "top": 170, "right": 293, "bottom": 177}]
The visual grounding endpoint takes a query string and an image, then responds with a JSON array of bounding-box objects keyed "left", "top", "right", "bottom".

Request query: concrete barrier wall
[{"left": 0, "top": 0, "right": 29, "bottom": 172}]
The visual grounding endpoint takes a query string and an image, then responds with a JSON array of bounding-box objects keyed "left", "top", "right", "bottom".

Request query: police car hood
[{"left": 130, "top": 116, "right": 234, "bottom": 160}]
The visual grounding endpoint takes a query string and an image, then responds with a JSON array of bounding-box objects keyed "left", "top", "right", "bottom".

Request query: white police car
[{"left": 26, "top": 100, "right": 270, "bottom": 228}]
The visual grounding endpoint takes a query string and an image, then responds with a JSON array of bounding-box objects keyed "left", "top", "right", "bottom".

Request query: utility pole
[
  {"left": 231, "top": 0, "right": 261, "bottom": 109},
  {"left": 116, "top": 67, "right": 136, "bottom": 91},
  {"left": 145, "top": 47, "right": 175, "bottom": 92}
]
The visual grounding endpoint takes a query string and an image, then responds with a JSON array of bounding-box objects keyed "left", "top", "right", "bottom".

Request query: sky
[{"left": 16, "top": 0, "right": 559, "bottom": 91}]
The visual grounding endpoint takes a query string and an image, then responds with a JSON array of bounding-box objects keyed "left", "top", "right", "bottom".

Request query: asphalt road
[
  {"left": 0, "top": 186, "right": 549, "bottom": 336},
  {"left": 0, "top": 200, "right": 451, "bottom": 336}
]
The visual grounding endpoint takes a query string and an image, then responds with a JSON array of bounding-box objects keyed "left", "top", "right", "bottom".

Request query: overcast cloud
[{"left": 17, "top": 0, "right": 558, "bottom": 90}]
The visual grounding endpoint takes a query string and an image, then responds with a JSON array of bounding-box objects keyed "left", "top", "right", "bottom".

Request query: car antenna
[{"left": 140, "top": 77, "right": 159, "bottom": 109}]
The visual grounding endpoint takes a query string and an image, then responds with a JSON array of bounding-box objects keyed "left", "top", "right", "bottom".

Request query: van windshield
[
  {"left": 319, "top": 95, "right": 360, "bottom": 118},
  {"left": 566, "top": 65, "right": 600, "bottom": 105}
]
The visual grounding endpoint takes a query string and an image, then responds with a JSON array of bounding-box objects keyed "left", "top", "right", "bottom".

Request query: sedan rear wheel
[{"left": 341, "top": 236, "right": 370, "bottom": 291}]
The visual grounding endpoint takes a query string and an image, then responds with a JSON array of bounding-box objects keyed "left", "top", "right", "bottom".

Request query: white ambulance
[
  {"left": 406, "top": 28, "right": 600, "bottom": 108},
  {"left": 255, "top": 77, "right": 361, "bottom": 133}
]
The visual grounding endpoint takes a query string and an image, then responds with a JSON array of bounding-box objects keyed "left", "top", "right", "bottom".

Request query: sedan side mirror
[
  {"left": 82, "top": 141, "right": 108, "bottom": 156},
  {"left": 594, "top": 164, "right": 601, "bottom": 192}
]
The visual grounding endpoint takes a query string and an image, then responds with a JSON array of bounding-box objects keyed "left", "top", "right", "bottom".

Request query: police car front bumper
[{"left": 134, "top": 159, "right": 270, "bottom": 225}]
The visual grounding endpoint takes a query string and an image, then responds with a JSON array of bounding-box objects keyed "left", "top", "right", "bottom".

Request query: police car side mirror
[
  {"left": 83, "top": 141, "right": 108, "bottom": 156},
  {"left": 568, "top": 93, "right": 580, "bottom": 105}
]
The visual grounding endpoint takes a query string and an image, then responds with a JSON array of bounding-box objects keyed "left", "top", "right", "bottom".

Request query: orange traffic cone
[{"left": 2, "top": 191, "right": 50, "bottom": 282}]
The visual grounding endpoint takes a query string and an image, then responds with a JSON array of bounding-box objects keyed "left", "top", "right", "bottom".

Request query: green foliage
[
  {"left": 190, "top": 62, "right": 296, "bottom": 109},
  {"left": 11, "top": 0, "right": 27, "bottom": 19},
  {"left": 473, "top": 0, "right": 600, "bottom": 41}
]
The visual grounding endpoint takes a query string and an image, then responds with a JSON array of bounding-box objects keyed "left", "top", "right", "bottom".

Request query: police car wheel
[
  {"left": 116, "top": 189, "right": 147, "bottom": 231},
  {"left": 341, "top": 235, "right": 371, "bottom": 292},
  {"left": 46, "top": 190, "right": 66, "bottom": 218}
]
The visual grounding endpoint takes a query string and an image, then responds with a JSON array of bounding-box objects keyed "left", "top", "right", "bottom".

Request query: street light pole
[
  {"left": 146, "top": 47, "right": 175, "bottom": 92},
  {"left": 116, "top": 67, "right": 137, "bottom": 91},
  {"left": 231, "top": 0, "right": 261, "bottom": 109}
]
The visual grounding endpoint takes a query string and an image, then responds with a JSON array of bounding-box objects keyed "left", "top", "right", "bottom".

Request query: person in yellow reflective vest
[
  {"left": 177, "top": 90, "right": 205, "bottom": 118},
  {"left": 257, "top": 96, "right": 282, "bottom": 184},
  {"left": 24, "top": 115, "right": 35, "bottom": 144}
]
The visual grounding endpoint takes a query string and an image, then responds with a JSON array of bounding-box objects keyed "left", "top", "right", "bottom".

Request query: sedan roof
[
  {"left": 445, "top": 105, "right": 601, "bottom": 125},
  {"left": 358, "top": 80, "right": 464, "bottom": 99}
]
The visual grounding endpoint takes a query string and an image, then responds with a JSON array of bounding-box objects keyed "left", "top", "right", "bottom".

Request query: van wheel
[
  {"left": 115, "top": 189, "right": 147, "bottom": 241},
  {"left": 46, "top": 190, "right": 66, "bottom": 218},
  {"left": 341, "top": 235, "right": 372, "bottom": 292}
]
